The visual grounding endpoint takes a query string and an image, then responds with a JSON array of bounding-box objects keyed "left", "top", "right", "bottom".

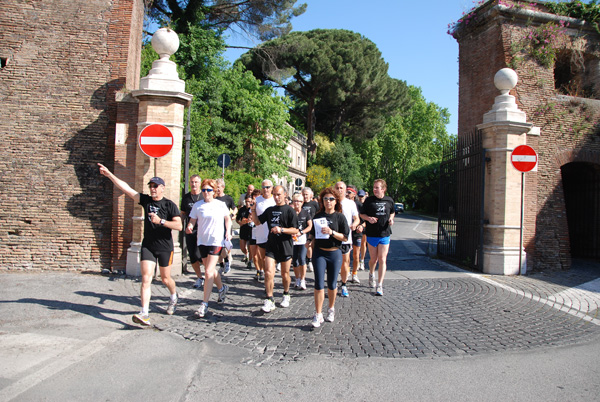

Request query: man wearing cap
[{"left": 98, "top": 164, "right": 182, "bottom": 327}]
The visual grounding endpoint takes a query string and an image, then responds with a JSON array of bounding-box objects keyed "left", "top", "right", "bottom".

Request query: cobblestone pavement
[{"left": 130, "top": 242, "right": 600, "bottom": 366}]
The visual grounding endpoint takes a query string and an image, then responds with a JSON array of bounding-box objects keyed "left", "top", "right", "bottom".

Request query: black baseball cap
[{"left": 148, "top": 177, "right": 165, "bottom": 186}]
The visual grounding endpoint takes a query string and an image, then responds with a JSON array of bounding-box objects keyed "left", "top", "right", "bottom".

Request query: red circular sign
[
  {"left": 511, "top": 145, "right": 537, "bottom": 172},
  {"left": 138, "top": 124, "right": 173, "bottom": 158}
]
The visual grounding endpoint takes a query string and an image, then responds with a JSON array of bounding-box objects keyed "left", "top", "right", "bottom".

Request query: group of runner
[{"left": 98, "top": 163, "right": 395, "bottom": 328}]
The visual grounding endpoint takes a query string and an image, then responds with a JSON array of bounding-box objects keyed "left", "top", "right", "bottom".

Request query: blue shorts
[{"left": 366, "top": 236, "right": 391, "bottom": 248}]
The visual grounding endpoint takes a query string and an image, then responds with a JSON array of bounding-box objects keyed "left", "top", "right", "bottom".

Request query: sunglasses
[
  {"left": 262, "top": 186, "right": 272, "bottom": 189},
  {"left": 148, "top": 184, "right": 159, "bottom": 189},
  {"left": 323, "top": 196, "right": 336, "bottom": 201},
  {"left": 201, "top": 188, "right": 214, "bottom": 192}
]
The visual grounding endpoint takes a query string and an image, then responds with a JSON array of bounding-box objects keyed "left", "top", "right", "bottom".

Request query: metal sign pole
[{"left": 519, "top": 171, "right": 524, "bottom": 275}]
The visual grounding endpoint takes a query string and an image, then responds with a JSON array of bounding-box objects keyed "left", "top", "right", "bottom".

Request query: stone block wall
[
  {"left": 454, "top": 0, "right": 600, "bottom": 271},
  {"left": 0, "top": 0, "right": 143, "bottom": 270}
]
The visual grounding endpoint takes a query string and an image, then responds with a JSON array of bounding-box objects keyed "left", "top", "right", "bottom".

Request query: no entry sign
[
  {"left": 511, "top": 145, "right": 537, "bottom": 173},
  {"left": 138, "top": 124, "right": 173, "bottom": 158}
]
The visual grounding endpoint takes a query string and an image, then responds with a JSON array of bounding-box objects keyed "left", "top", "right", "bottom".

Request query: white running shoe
[
  {"left": 376, "top": 284, "right": 384, "bottom": 296},
  {"left": 262, "top": 298, "right": 276, "bottom": 313},
  {"left": 276, "top": 263, "right": 281, "bottom": 272},
  {"left": 325, "top": 307, "right": 335, "bottom": 322},
  {"left": 359, "top": 261, "right": 365, "bottom": 270},
  {"left": 223, "top": 261, "right": 231, "bottom": 274},
  {"left": 311, "top": 313, "right": 324, "bottom": 328},
  {"left": 166, "top": 295, "right": 178, "bottom": 315},
  {"left": 351, "top": 274, "right": 360, "bottom": 284},
  {"left": 280, "top": 294, "right": 291, "bottom": 308},
  {"left": 307, "top": 261, "right": 313, "bottom": 272},
  {"left": 368, "top": 274, "right": 376, "bottom": 288},
  {"left": 195, "top": 302, "right": 208, "bottom": 318},
  {"left": 193, "top": 277, "right": 204, "bottom": 288},
  {"left": 346, "top": 273, "right": 352, "bottom": 282},
  {"left": 217, "top": 284, "right": 229, "bottom": 303},
  {"left": 300, "top": 279, "right": 307, "bottom": 290}
]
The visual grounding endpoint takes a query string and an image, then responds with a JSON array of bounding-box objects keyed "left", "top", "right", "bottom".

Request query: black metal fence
[{"left": 438, "top": 129, "right": 485, "bottom": 270}]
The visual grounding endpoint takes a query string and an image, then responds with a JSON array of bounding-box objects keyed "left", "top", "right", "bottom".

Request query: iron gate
[{"left": 438, "top": 129, "right": 485, "bottom": 270}]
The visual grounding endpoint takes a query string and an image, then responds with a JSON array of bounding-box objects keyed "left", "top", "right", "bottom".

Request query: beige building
[{"left": 275, "top": 127, "right": 308, "bottom": 196}]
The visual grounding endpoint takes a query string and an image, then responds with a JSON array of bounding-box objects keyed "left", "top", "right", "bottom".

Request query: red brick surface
[
  {"left": 0, "top": 0, "right": 143, "bottom": 270},
  {"left": 454, "top": 0, "right": 600, "bottom": 271}
]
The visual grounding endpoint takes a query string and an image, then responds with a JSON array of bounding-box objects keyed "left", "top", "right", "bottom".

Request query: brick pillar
[
  {"left": 477, "top": 69, "right": 538, "bottom": 275},
  {"left": 125, "top": 28, "right": 192, "bottom": 276}
]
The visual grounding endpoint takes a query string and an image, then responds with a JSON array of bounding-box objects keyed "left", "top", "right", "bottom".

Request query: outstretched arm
[{"left": 98, "top": 163, "right": 139, "bottom": 203}]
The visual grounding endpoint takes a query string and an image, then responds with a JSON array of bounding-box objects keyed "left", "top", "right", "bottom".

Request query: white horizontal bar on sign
[
  {"left": 512, "top": 155, "right": 536, "bottom": 162},
  {"left": 140, "top": 137, "right": 173, "bottom": 145}
]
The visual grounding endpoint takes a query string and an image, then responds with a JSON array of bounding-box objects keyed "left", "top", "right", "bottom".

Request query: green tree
[
  {"left": 317, "top": 138, "right": 365, "bottom": 189},
  {"left": 147, "top": 0, "right": 307, "bottom": 39},
  {"left": 185, "top": 63, "right": 293, "bottom": 178},
  {"left": 141, "top": 23, "right": 294, "bottom": 181},
  {"left": 306, "top": 165, "right": 339, "bottom": 195},
  {"left": 239, "top": 29, "right": 411, "bottom": 152},
  {"left": 359, "top": 86, "right": 452, "bottom": 201},
  {"left": 404, "top": 162, "right": 440, "bottom": 213}
]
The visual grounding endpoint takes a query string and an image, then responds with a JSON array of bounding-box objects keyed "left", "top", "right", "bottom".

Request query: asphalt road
[{"left": 1, "top": 213, "right": 599, "bottom": 401}]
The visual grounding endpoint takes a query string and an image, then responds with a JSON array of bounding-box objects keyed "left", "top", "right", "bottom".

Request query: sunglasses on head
[
  {"left": 323, "top": 196, "right": 336, "bottom": 201},
  {"left": 201, "top": 188, "right": 213, "bottom": 192}
]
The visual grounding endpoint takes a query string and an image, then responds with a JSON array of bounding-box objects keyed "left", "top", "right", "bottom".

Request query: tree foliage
[
  {"left": 306, "top": 165, "right": 339, "bottom": 195},
  {"left": 239, "top": 29, "right": 411, "bottom": 152},
  {"left": 316, "top": 138, "right": 365, "bottom": 190},
  {"left": 141, "top": 22, "right": 294, "bottom": 187},
  {"left": 146, "top": 0, "right": 307, "bottom": 39},
  {"left": 184, "top": 58, "right": 293, "bottom": 179},
  {"left": 358, "top": 86, "right": 452, "bottom": 202}
]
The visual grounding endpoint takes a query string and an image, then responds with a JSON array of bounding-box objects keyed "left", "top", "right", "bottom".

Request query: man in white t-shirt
[
  {"left": 335, "top": 181, "right": 360, "bottom": 297},
  {"left": 252, "top": 179, "right": 275, "bottom": 281}
]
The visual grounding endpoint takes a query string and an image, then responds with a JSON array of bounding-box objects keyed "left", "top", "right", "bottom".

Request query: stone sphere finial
[
  {"left": 151, "top": 28, "right": 179, "bottom": 60},
  {"left": 494, "top": 68, "right": 518, "bottom": 95}
]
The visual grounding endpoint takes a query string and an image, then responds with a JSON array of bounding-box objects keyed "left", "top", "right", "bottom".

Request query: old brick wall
[
  {"left": 454, "top": 0, "right": 600, "bottom": 271},
  {"left": 0, "top": 0, "right": 143, "bottom": 270}
]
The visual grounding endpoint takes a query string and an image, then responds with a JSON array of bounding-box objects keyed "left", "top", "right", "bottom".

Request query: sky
[{"left": 223, "top": 0, "right": 481, "bottom": 135}]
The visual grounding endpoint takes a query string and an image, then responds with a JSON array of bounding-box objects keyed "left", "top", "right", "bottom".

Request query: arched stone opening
[{"left": 561, "top": 161, "right": 600, "bottom": 260}]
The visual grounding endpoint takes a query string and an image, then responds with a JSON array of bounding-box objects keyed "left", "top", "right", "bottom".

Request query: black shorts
[
  {"left": 185, "top": 233, "right": 201, "bottom": 264},
  {"left": 239, "top": 225, "right": 252, "bottom": 241},
  {"left": 141, "top": 246, "right": 174, "bottom": 267},
  {"left": 257, "top": 242, "right": 267, "bottom": 249},
  {"left": 265, "top": 249, "right": 293, "bottom": 263},
  {"left": 352, "top": 236, "right": 362, "bottom": 247},
  {"left": 249, "top": 239, "right": 257, "bottom": 246},
  {"left": 340, "top": 244, "right": 352, "bottom": 255},
  {"left": 198, "top": 245, "right": 223, "bottom": 259}
]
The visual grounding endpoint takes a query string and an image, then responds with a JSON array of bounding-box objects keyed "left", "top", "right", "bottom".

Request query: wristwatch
[{"left": 160, "top": 219, "right": 166, "bottom": 226}]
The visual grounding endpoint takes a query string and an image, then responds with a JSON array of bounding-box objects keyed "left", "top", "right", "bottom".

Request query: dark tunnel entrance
[{"left": 561, "top": 162, "right": 600, "bottom": 260}]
